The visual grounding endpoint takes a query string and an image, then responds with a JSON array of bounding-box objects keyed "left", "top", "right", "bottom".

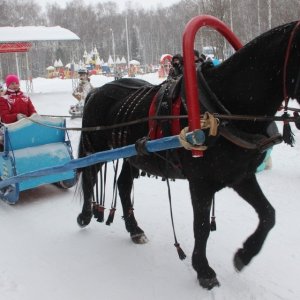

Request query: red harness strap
[
  {"left": 171, "top": 96, "right": 182, "bottom": 135},
  {"left": 148, "top": 95, "right": 182, "bottom": 140}
]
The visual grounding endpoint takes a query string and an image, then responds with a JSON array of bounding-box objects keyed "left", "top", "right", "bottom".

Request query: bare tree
[{"left": 1, "top": 0, "right": 300, "bottom": 77}]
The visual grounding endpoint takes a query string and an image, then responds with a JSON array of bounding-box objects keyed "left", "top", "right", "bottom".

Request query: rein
[{"left": 27, "top": 112, "right": 299, "bottom": 132}]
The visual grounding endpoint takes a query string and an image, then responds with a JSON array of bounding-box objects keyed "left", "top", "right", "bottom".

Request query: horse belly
[
  {"left": 129, "top": 151, "right": 186, "bottom": 180},
  {"left": 180, "top": 141, "right": 265, "bottom": 188}
]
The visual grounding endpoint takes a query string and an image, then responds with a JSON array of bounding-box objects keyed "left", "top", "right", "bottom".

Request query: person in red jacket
[{"left": 0, "top": 74, "right": 37, "bottom": 124}]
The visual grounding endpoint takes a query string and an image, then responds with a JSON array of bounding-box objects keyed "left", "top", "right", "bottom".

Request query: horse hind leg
[
  {"left": 117, "top": 160, "right": 148, "bottom": 244},
  {"left": 232, "top": 175, "right": 275, "bottom": 271},
  {"left": 77, "top": 164, "right": 100, "bottom": 227}
]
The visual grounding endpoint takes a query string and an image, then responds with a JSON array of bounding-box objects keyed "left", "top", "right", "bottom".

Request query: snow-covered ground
[{"left": 0, "top": 73, "right": 299, "bottom": 300}]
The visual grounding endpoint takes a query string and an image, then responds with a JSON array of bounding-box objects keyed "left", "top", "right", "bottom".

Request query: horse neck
[{"left": 205, "top": 22, "right": 298, "bottom": 121}]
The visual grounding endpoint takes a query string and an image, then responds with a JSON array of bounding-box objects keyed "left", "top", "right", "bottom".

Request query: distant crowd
[{"left": 167, "top": 50, "right": 220, "bottom": 80}]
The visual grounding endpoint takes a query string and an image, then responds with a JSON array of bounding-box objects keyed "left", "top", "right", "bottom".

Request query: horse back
[
  {"left": 80, "top": 78, "right": 160, "bottom": 153},
  {"left": 83, "top": 78, "right": 155, "bottom": 125}
]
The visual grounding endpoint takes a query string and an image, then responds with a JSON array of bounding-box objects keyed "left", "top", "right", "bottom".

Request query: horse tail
[
  {"left": 77, "top": 123, "right": 97, "bottom": 177},
  {"left": 77, "top": 129, "right": 99, "bottom": 222},
  {"left": 77, "top": 90, "right": 99, "bottom": 163},
  {"left": 77, "top": 89, "right": 106, "bottom": 215},
  {"left": 76, "top": 163, "right": 98, "bottom": 226}
]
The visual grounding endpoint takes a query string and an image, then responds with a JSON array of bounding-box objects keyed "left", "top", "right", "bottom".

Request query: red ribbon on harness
[{"left": 148, "top": 95, "right": 182, "bottom": 140}]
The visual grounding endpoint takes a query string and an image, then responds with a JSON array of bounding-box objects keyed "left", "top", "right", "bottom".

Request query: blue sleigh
[{"left": 0, "top": 115, "right": 77, "bottom": 204}]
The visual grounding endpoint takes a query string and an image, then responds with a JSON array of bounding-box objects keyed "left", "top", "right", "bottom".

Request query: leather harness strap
[{"left": 219, "top": 127, "right": 282, "bottom": 152}]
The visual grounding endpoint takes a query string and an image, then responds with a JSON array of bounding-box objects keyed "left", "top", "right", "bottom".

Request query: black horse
[{"left": 77, "top": 21, "right": 300, "bottom": 289}]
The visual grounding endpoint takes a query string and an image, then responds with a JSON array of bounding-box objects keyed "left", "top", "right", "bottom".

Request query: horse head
[
  {"left": 202, "top": 21, "right": 300, "bottom": 123},
  {"left": 285, "top": 21, "right": 300, "bottom": 103}
]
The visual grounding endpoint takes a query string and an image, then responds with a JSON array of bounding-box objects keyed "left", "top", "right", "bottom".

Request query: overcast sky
[{"left": 39, "top": 0, "right": 181, "bottom": 11}]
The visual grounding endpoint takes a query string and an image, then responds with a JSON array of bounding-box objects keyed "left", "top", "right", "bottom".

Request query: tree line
[{"left": 0, "top": 0, "right": 299, "bottom": 78}]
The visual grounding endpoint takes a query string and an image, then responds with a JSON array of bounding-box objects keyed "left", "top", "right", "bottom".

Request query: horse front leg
[
  {"left": 189, "top": 179, "right": 220, "bottom": 290},
  {"left": 118, "top": 159, "right": 148, "bottom": 244},
  {"left": 77, "top": 165, "right": 98, "bottom": 227},
  {"left": 232, "top": 175, "right": 275, "bottom": 271}
]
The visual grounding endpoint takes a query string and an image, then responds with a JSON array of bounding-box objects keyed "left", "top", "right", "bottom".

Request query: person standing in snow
[
  {"left": 167, "top": 54, "right": 183, "bottom": 80},
  {"left": 194, "top": 50, "right": 207, "bottom": 64},
  {"left": 167, "top": 50, "right": 204, "bottom": 80},
  {"left": 0, "top": 74, "right": 37, "bottom": 124},
  {"left": 69, "top": 69, "right": 93, "bottom": 116}
]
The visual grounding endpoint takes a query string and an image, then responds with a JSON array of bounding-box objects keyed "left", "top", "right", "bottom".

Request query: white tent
[
  {"left": 85, "top": 54, "right": 92, "bottom": 64},
  {"left": 129, "top": 59, "right": 140, "bottom": 65},
  {"left": 92, "top": 47, "right": 98, "bottom": 55},
  {"left": 55, "top": 59, "right": 63, "bottom": 67},
  {"left": 95, "top": 57, "right": 101, "bottom": 66},
  {"left": 121, "top": 56, "right": 127, "bottom": 64},
  {"left": 116, "top": 57, "right": 121, "bottom": 64},
  {"left": 54, "top": 59, "right": 63, "bottom": 68},
  {"left": 65, "top": 63, "right": 79, "bottom": 70},
  {"left": 107, "top": 55, "right": 114, "bottom": 66}
]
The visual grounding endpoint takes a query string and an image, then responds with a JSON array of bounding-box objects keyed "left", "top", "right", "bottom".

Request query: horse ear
[{"left": 282, "top": 112, "right": 295, "bottom": 146}]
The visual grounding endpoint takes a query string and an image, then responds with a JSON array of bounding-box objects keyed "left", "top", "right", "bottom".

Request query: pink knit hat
[{"left": 5, "top": 74, "right": 20, "bottom": 87}]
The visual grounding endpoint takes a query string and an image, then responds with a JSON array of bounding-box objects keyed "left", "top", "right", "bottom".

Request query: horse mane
[
  {"left": 201, "top": 21, "right": 299, "bottom": 130},
  {"left": 224, "top": 21, "right": 297, "bottom": 69},
  {"left": 105, "top": 78, "right": 153, "bottom": 89}
]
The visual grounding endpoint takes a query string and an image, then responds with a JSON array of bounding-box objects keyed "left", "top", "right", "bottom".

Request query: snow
[
  {"left": 0, "top": 73, "right": 300, "bottom": 300},
  {"left": 0, "top": 26, "right": 80, "bottom": 42}
]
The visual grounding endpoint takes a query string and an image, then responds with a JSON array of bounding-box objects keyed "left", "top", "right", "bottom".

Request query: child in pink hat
[
  {"left": 0, "top": 74, "right": 37, "bottom": 123},
  {"left": 5, "top": 74, "right": 20, "bottom": 87}
]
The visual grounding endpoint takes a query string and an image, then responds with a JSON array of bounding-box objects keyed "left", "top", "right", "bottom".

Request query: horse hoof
[
  {"left": 233, "top": 249, "right": 246, "bottom": 272},
  {"left": 198, "top": 276, "right": 220, "bottom": 290},
  {"left": 77, "top": 213, "right": 92, "bottom": 228},
  {"left": 234, "top": 255, "right": 245, "bottom": 272},
  {"left": 131, "top": 233, "right": 149, "bottom": 244}
]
